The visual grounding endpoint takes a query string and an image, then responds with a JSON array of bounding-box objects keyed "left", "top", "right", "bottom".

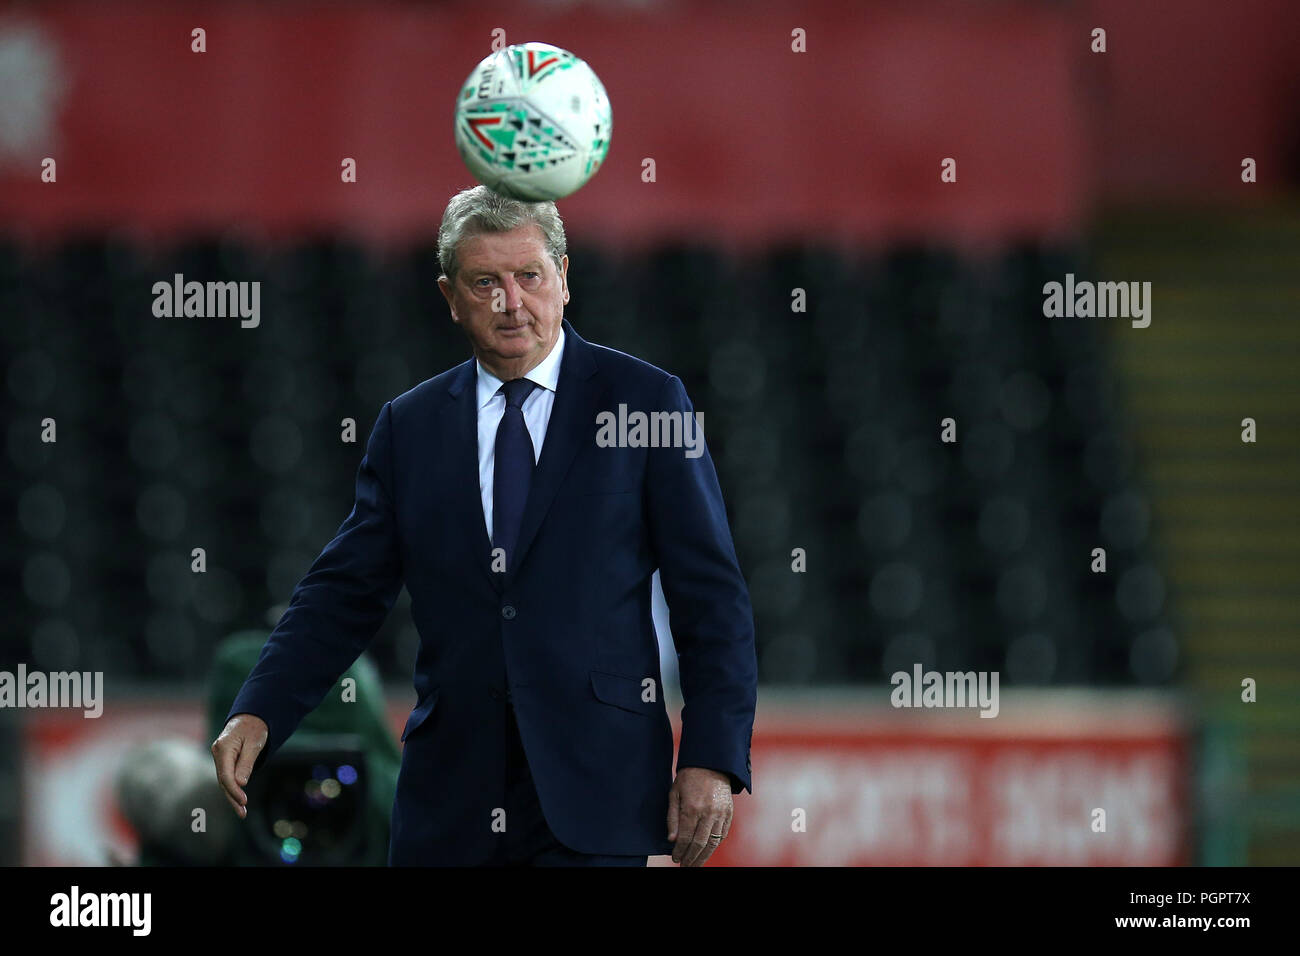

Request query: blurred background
[{"left": 1, "top": 0, "right": 1297, "bottom": 866}]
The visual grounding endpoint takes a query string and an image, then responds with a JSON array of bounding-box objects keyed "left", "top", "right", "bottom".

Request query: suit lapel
[
  {"left": 506, "top": 319, "right": 599, "bottom": 586},
  {"left": 444, "top": 357, "right": 499, "bottom": 590}
]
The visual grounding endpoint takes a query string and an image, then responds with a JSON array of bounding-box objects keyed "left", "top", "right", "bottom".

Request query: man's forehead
[{"left": 459, "top": 227, "right": 549, "bottom": 267}]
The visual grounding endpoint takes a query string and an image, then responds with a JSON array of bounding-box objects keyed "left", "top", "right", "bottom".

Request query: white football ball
[{"left": 454, "top": 42, "right": 612, "bottom": 201}]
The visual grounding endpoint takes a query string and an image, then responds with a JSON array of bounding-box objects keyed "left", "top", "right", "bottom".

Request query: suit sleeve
[
  {"left": 225, "top": 401, "right": 405, "bottom": 767},
  {"left": 644, "top": 375, "right": 758, "bottom": 794}
]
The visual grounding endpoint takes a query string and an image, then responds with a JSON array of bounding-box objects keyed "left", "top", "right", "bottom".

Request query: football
[{"left": 454, "top": 42, "right": 612, "bottom": 201}]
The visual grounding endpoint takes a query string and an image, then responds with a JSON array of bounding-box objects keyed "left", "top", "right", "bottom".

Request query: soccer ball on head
[{"left": 454, "top": 42, "right": 612, "bottom": 201}]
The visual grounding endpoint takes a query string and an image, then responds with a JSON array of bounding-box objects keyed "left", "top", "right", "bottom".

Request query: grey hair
[{"left": 436, "top": 185, "right": 567, "bottom": 285}]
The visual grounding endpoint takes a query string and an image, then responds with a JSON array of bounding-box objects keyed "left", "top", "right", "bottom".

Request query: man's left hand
[{"left": 667, "top": 767, "right": 733, "bottom": 866}]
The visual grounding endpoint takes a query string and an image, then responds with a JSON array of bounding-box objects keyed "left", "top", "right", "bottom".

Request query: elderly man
[{"left": 212, "top": 185, "right": 757, "bottom": 866}]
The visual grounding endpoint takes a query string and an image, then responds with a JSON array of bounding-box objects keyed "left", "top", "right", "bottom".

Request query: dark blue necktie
[{"left": 493, "top": 378, "right": 538, "bottom": 571}]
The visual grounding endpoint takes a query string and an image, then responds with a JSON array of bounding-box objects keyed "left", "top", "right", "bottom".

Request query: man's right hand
[{"left": 211, "top": 713, "right": 269, "bottom": 819}]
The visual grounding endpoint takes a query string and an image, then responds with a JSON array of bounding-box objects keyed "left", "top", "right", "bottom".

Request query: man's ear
[
  {"left": 559, "top": 255, "right": 570, "bottom": 304},
  {"left": 437, "top": 276, "right": 460, "bottom": 323}
]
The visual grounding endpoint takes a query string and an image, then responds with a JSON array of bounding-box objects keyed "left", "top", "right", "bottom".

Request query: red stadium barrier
[
  {"left": 4, "top": 1, "right": 1294, "bottom": 248},
  {"left": 19, "top": 691, "right": 1189, "bottom": 866}
]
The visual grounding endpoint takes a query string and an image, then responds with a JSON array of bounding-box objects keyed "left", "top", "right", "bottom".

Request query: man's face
[{"left": 437, "top": 224, "right": 569, "bottom": 379}]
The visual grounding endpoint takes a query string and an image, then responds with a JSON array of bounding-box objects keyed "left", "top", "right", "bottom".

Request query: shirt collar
[{"left": 476, "top": 325, "right": 566, "bottom": 409}]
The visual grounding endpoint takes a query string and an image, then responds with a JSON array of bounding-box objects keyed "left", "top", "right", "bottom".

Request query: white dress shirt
[{"left": 475, "top": 326, "right": 566, "bottom": 542}]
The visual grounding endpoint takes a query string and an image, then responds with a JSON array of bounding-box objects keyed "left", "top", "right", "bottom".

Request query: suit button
[
  {"left": 501, "top": 605, "right": 516, "bottom": 620},
  {"left": 490, "top": 689, "right": 502, "bottom": 700}
]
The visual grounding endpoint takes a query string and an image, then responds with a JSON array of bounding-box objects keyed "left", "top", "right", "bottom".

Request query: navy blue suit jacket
[{"left": 227, "top": 319, "right": 758, "bottom": 864}]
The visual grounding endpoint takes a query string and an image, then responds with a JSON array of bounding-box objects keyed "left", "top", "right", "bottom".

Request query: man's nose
[{"left": 500, "top": 276, "right": 524, "bottom": 313}]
